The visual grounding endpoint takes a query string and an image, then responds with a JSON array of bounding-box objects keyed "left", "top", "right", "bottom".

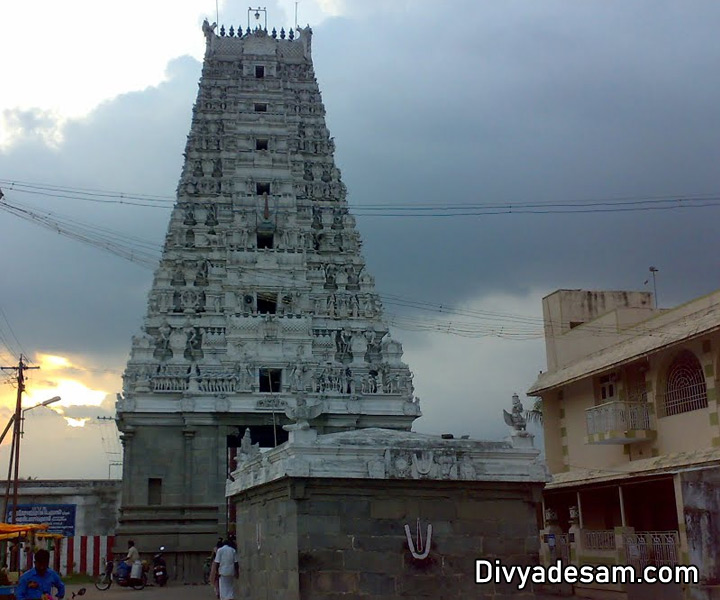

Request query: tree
[{"left": 525, "top": 398, "right": 543, "bottom": 426}]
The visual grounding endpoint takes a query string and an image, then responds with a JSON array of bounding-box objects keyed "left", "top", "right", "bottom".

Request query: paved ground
[
  {"left": 68, "top": 582, "right": 216, "bottom": 600},
  {"left": 67, "top": 580, "right": 576, "bottom": 600}
]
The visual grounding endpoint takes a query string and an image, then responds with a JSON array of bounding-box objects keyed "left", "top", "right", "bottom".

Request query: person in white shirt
[
  {"left": 213, "top": 540, "right": 238, "bottom": 600},
  {"left": 124, "top": 540, "right": 142, "bottom": 579}
]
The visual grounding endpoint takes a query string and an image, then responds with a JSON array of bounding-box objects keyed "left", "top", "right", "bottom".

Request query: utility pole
[{"left": 1, "top": 355, "right": 39, "bottom": 524}]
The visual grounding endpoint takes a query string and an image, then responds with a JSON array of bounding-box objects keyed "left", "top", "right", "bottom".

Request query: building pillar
[
  {"left": 183, "top": 429, "right": 196, "bottom": 507},
  {"left": 217, "top": 426, "right": 229, "bottom": 534},
  {"left": 539, "top": 508, "right": 563, "bottom": 567},
  {"left": 618, "top": 485, "right": 626, "bottom": 527},
  {"left": 120, "top": 429, "right": 136, "bottom": 505},
  {"left": 576, "top": 491, "right": 584, "bottom": 528},
  {"left": 614, "top": 526, "right": 635, "bottom": 564},
  {"left": 672, "top": 473, "right": 689, "bottom": 562},
  {"left": 568, "top": 504, "right": 581, "bottom": 567}
]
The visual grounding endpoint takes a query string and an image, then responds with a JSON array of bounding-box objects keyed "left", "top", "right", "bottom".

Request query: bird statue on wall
[
  {"left": 503, "top": 393, "right": 527, "bottom": 432},
  {"left": 283, "top": 397, "right": 324, "bottom": 431}
]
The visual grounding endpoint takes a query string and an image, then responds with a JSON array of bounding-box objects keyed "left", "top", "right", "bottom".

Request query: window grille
[{"left": 658, "top": 350, "right": 708, "bottom": 417}]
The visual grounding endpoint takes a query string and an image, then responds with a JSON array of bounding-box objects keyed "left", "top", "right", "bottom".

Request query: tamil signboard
[{"left": 6, "top": 504, "right": 76, "bottom": 537}]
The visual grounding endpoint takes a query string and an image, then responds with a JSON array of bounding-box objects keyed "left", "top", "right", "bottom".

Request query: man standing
[
  {"left": 209, "top": 539, "right": 223, "bottom": 598},
  {"left": 213, "top": 539, "right": 238, "bottom": 600},
  {"left": 16, "top": 549, "right": 64, "bottom": 600}
]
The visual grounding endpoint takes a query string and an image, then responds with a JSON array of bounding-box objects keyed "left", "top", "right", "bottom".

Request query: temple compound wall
[
  {"left": 0, "top": 479, "right": 121, "bottom": 536},
  {"left": 227, "top": 428, "right": 548, "bottom": 599}
]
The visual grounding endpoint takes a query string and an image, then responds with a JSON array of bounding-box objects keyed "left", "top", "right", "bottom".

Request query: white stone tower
[{"left": 115, "top": 21, "right": 420, "bottom": 576}]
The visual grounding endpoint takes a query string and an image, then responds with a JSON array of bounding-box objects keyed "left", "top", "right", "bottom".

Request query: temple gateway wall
[
  {"left": 227, "top": 428, "right": 548, "bottom": 598},
  {"left": 233, "top": 477, "right": 541, "bottom": 599}
]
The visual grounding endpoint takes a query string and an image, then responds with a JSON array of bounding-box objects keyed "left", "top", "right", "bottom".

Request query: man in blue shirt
[{"left": 16, "top": 549, "right": 64, "bottom": 600}]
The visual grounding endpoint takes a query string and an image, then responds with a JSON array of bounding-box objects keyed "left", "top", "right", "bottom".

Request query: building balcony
[{"left": 585, "top": 399, "right": 656, "bottom": 444}]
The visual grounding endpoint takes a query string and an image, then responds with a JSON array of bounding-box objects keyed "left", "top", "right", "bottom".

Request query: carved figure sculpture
[
  {"left": 503, "top": 393, "right": 527, "bottom": 432},
  {"left": 283, "top": 398, "right": 324, "bottom": 432},
  {"left": 202, "top": 19, "right": 217, "bottom": 42}
]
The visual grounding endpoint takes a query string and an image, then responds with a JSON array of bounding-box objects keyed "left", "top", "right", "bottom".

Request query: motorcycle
[
  {"left": 94, "top": 558, "right": 148, "bottom": 591},
  {"left": 152, "top": 547, "right": 168, "bottom": 587}
]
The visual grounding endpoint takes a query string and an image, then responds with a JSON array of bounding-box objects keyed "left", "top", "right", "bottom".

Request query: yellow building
[{"left": 529, "top": 289, "right": 720, "bottom": 598}]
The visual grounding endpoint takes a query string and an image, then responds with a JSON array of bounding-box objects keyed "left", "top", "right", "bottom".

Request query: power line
[
  {"left": 0, "top": 196, "right": 161, "bottom": 269},
  {"left": 0, "top": 179, "right": 174, "bottom": 203},
  {"left": 0, "top": 305, "right": 29, "bottom": 361},
  {"left": 1, "top": 186, "right": 710, "bottom": 342},
  {"left": 0, "top": 190, "right": 695, "bottom": 340},
  {"left": 4, "top": 178, "right": 720, "bottom": 216}
]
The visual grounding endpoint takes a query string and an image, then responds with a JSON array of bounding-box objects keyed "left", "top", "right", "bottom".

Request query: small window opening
[
  {"left": 256, "top": 138, "right": 269, "bottom": 151},
  {"left": 148, "top": 478, "right": 162, "bottom": 505},
  {"left": 257, "top": 232, "right": 274, "bottom": 249},
  {"left": 259, "top": 368, "right": 282, "bottom": 393},
  {"left": 254, "top": 103, "right": 268, "bottom": 112},
  {"left": 569, "top": 321, "right": 584, "bottom": 329},
  {"left": 255, "top": 65, "right": 265, "bottom": 78},
  {"left": 256, "top": 182, "right": 271, "bottom": 195},
  {"left": 599, "top": 374, "right": 616, "bottom": 401},
  {"left": 257, "top": 293, "right": 277, "bottom": 314}
]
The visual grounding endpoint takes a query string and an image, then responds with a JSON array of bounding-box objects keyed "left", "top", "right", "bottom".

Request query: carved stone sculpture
[{"left": 503, "top": 393, "right": 527, "bottom": 432}]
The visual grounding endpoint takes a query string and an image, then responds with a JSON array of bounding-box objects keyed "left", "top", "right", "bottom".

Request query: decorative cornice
[{"left": 226, "top": 428, "right": 549, "bottom": 496}]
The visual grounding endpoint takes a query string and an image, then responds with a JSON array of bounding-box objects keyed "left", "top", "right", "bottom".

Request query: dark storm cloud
[
  {"left": 1, "top": 0, "right": 719, "bottom": 388},
  {"left": 314, "top": 1, "right": 720, "bottom": 307},
  {"left": 0, "top": 56, "right": 200, "bottom": 360}
]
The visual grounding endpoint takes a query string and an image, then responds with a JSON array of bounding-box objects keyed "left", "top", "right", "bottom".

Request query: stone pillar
[
  {"left": 568, "top": 505, "right": 580, "bottom": 566},
  {"left": 539, "top": 508, "right": 563, "bottom": 567},
  {"left": 120, "top": 429, "right": 136, "bottom": 505},
  {"left": 568, "top": 523, "right": 581, "bottom": 566},
  {"left": 183, "top": 428, "right": 196, "bottom": 507},
  {"left": 672, "top": 473, "right": 690, "bottom": 563}
]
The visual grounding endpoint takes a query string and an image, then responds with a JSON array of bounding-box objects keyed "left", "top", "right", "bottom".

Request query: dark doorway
[
  {"left": 227, "top": 426, "right": 288, "bottom": 450},
  {"left": 623, "top": 478, "right": 678, "bottom": 531},
  {"left": 259, "top": 368, "right": 282, "bottom": 392}
]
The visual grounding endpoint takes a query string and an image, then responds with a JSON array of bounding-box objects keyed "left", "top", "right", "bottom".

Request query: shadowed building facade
[{"left": 114, "top": 22, "right": 420, "bottom": 578}]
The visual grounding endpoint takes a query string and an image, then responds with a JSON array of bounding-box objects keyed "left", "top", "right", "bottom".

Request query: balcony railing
[
  {"left": 586, "top": 400, "right": 653, "bottom": 435},
  {"left": 582, "top": 529, "right": 615, "bottom": 551}
]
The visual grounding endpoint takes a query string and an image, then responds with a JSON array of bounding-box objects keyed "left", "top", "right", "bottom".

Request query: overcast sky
[{"left": 1, "top": 0, "right": 720, "bottom": 478}]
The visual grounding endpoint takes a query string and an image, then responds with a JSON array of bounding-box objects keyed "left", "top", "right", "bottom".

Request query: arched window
[{"left": 662, "top": 350, "right": 708, "bottom": 417}]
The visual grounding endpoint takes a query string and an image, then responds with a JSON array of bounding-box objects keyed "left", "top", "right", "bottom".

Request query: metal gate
[
  {"left": 555, "top": 533, "right": 570, "bottom": 564},
  {"left": 624, "top": 531, "right": 679, "bottom": 569}
]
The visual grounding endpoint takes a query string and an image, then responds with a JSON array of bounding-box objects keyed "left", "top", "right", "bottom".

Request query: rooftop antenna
[
  {"left": 649, "top": 266, "right": 659, "bottom": 308},
  {"left": 216, "top": 0, "right": 219, "bottom": 29},
  {"left": 295, "top": 1, "right": 299, "bottom": 28},
  {"left": 648, "top": 266, "right": 659, "bottom": 308},
  {"left": 248, "top": 6, "right": 267, "bottom": 30}
]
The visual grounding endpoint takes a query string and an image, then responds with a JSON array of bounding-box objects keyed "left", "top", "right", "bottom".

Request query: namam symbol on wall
[{"left": 404, "top": 518, "right": 432, "bottom": 560}]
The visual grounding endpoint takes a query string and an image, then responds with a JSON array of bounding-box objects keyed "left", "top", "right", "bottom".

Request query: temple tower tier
[{"left": 114, "top": 23, "right": 420, "bottom": 577}]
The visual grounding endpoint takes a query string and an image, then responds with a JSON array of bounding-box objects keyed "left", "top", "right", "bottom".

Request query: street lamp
[
  {"left": 0, "top": 396, "right": 59, "bottom": 447},
  {"left": 20, "top": 396, "right": 62, "bottom": 437},
  {"left": 1, "top": 396, "right": 61, "bottom": 526}
]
